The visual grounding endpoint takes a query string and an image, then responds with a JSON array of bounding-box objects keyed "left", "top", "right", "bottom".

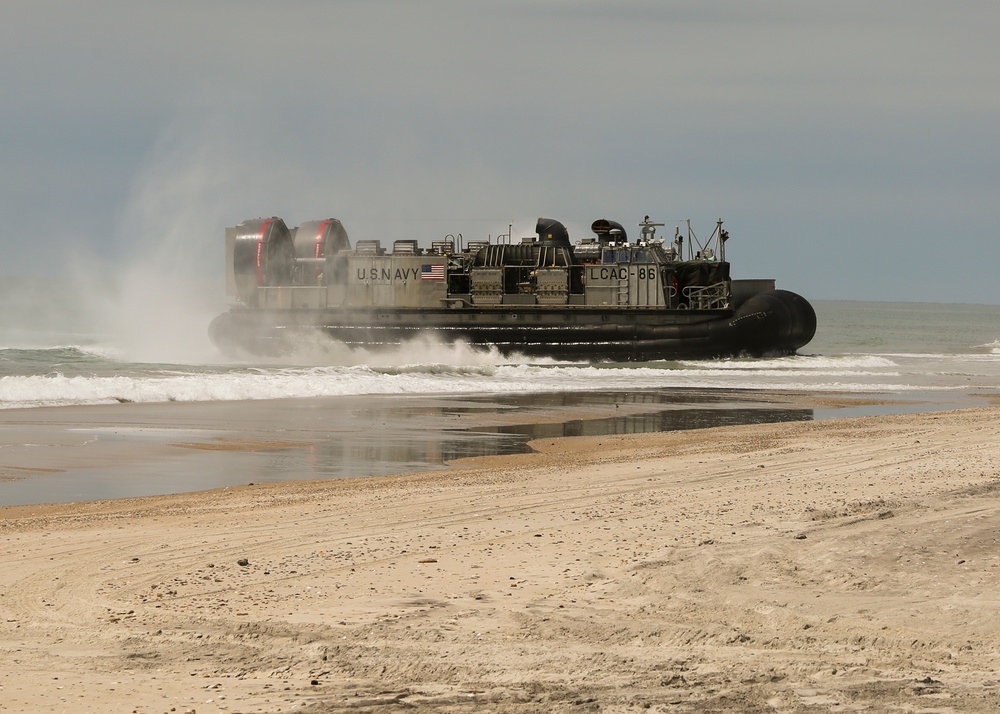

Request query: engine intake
[
  {"left": 536, "top": 217, "right": 570, "bottom": 247},
  {"left": 591, "top": 218, "right": 628, "bottom": 244}
]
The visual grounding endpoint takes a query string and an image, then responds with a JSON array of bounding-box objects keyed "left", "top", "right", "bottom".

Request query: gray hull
[{"left": 210, "top": 289, "right": 816, "bottom": 361}]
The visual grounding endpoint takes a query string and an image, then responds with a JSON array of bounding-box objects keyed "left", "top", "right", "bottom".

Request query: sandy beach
[{"left": 3, "top": 404, "right": 1000, "bottom": 712}]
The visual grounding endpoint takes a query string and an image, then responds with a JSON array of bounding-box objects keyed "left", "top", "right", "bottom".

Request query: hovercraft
[{"left": 209, "top": 215, "right": 816, "bottom": 361}]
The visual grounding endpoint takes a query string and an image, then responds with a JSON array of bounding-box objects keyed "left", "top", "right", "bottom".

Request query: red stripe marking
[
  {"left": 256, "top": 217, "right": 272, "bottom": 285},
  {"left": 316, "top": 219, "right": 331, "bottom": 258}
]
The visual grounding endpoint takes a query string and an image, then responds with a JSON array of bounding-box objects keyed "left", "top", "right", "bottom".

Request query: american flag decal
[{"left": 421, "top": 263, "right": 445, "bottom": 280}]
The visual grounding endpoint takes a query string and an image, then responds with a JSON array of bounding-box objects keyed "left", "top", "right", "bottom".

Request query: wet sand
[
  {"left": 0, "top": 388, "right": 969, "bottom": 506},
  {"left": 3, "top": 400, "right": 1000, "bottom": 712}
]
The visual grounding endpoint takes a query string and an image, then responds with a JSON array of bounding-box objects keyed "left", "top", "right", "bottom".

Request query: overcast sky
[{"left": 3, "top": 0, "right": 999, "bottom": 307}]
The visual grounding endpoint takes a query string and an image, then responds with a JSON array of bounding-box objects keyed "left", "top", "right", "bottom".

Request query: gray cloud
[{"left": 2, "top": 0, "right": 998, "bottom": 304}]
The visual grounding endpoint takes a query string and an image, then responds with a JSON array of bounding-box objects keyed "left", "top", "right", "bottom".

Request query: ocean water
[
  {"left": 1, "top": 299, "right": 997, "bottom": 505},
  {"left": 1, "top": 300, "right": 998, "bottom": 410}
]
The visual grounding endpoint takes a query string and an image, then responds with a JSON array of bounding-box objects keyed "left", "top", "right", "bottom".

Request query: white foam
[
  {"left": 0, "top": 361, "right": 951, "bottom": 410},
  {"left": 3, "top": 342, "right": 996, "bottom": 410},
  {"left": 677, "top": 354, "right": 899, "bottom": 370}
]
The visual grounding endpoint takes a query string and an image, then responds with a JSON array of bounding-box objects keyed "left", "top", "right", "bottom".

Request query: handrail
[{"left": 682, "top": 281, "right": 731, "bottom": 310}]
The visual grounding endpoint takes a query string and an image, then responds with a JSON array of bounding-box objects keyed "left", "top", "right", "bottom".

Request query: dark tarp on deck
[{"left": 672, "top": 260, "right": 730, "bottom": 287}]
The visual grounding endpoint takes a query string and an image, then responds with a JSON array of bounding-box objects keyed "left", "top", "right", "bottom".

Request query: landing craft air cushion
[{"left": 209, "top": 216, "right": 816, "bottom": 360}]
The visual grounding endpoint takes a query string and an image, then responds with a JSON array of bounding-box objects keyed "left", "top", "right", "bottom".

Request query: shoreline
[
  {"left": 0, "top": 386, "right": 985, "bottom": 508},
  {"left": 3, "top": 405, "right": 1000, "bottom": 711}
]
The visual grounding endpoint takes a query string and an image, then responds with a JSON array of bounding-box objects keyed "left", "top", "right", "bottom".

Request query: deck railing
[{"left": 682, "top": 282, "right": 731, "bottom": 310}]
